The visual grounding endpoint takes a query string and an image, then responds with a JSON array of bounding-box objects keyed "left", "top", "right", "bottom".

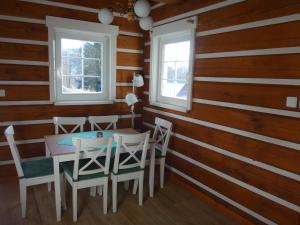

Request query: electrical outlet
[
  {"left": 0, "top": 89, "right": 5, "bottom": 97},
  {"left": 286, "top": 97, "right": 297, "bottom": 108}
]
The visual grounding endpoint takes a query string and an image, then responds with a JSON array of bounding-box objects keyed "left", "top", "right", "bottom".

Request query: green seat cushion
[
  {"left": 21, "top": 158, "right": 56, "bottom": 178},
  {"left": 113, "top": 166, "right": 143, "bottom": 175},
  {"left": 146, "top": 148, "right": 164, "bottom": 160},
  {"left": 62, "top": 157, "right": 108, "bottom": 181}
]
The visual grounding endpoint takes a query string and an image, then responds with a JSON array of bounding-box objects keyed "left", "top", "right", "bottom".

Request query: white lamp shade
[
  {"left": 98, "top": 8, "right": 114, "bottom": 25},
  {"left": 125, "top": 93, "right": 138, "bottom": 106},
  {"left": 133, "top": 74, "right": 144, "bottom": 87},
  {"left": 134, "top": 0, "right": 151, "bottom": 17},
  {"left": 139, "top": 16, "right": 153, "bottom": 30}
]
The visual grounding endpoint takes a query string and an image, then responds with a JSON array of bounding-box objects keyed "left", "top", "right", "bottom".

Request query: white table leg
[
  {"left": 53, "top": 156, "right": 61, "bottom": 221},
  {"left": 149, "top": 143, "right": 155, "bottom": 197}
]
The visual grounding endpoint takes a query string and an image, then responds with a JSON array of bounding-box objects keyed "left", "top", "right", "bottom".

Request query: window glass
[
  {"left": 160, "top": 41, "right": 190, "bottom": 100},
  {"left": 61, "top": 38, "right": 102, "bottom": 94}
]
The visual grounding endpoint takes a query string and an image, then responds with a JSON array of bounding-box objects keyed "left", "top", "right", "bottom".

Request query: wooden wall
[
  {"left": 0, "top": 0, "right": 144, "bottom": 173},
  {"left": 143, "top": 0, "right": 300, "bottom": 225}
]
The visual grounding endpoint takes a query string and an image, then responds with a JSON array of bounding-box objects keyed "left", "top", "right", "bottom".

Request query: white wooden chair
[
  {"left": 88, "top": 115, "right": 118, "bottom": 131},
  {"left": 111, "top": 131, "right": 150, "bottom": 213},
  {"left": 62, "top": 136, "right": 113, "bottom": 222},
  {"left": 88, "top": 115, "right": 119, "bottom": 195},
  {"left": 4, "top": 125, "right": 65, "bottom": 218},
  {"left": 47, "top": 117, "right": 86, "bottom": 192},
  {"left": 53, "top": 116, "right": 86, "bottom": 134},
  {"left": 133, "top": 117, "right": 172, "bottom": 194}
]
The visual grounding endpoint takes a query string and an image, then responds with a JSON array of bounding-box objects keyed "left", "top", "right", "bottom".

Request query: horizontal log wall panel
[
  {"left": 144, "top": 119, "right": 300, "bottom": 207},
  {"left": 0, "top": 123, "right": 53, "bottom": 142},
  {"left": 116, "top": 70, "right": 136, "bottom": 83},
  {"left": 151, "top": 0, "right": 222, "bottom": 22},
  {"left": 193, "top": 82, "right": 300, "bottom": 110},
  {"left": 117, "top": 35, "right": 143, "bottom": 50},
  {"left": 167, "top": 171, "right": 265, "bottom": 225},
  {"left": 0, "top": 143, "right": 45, "bottom": 161},
  {"left": 194, "top": 55, "right": 300, "bottom": 78},
  {"left": 50, "top": 0, "right": 158, "bottom": 10},
  {"left": 0, "top": 20, "right": 48, "bottom": 41},
  {"left": 0, "top": 1, "right": 141, "bottom": 33},
  {"left": 0, "top": 85, "right": 138, "bottom": 101},
  {"left": 144, "top": 101, "right": 300, "bottom": 143},
  {"left": 0, "top": 85, "right": 49, "bottom": 101},
  {"left": 143, "top": 108, "right": 300, "bottom": 174},
  {"left": 197, "top": 0, "right": 300, "bottom": 32},
  {"left": 167, "top": 154, "right": 300, "bottom": 225},
  {"left": 196, "top": 21, "right": 300, "bottom": 53},
  {"left": 0, "top": 102, "right": 142, "bottom": 121},
  {"left": 0, "top": 64, "right": 48, "bottom": 81},
  {"left": 0, "top": 42, "right": 48, "bottom": 61},
  {"left": 117, "top": 52, "right": 143, "bottom": 67},
  {"left": 116, "top": 86, "right": 142, "bottom": 99},
  {"left": 167, "top": 137, "right": 300, "bottom": 206}
]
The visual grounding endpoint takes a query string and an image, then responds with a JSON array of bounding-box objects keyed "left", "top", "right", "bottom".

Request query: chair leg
[
  {"left": 112, "top": 177, "right": 117, "bottom": 213},
  {"left": 133, "top": 179, "right": 138, "bottom": 194},
  {"left": 60, "top": 174, "right": 67, "bottom": 210},
  {"left": 103, "top": 182, "right": 108, "bottom": 214},
  {"left": 45, "top": 144, "right": 51, "bottom": 192},
  {"left": 138, "top": 172, "right": 144, "bottom": 206},
  {"left": 160, "top": 158, "right": 166, "bottom": 188},
  {"left": 72, "top": 185, "right": 78, "bottom": 222},
  {"left": 124, "top": 181, "right": 129, "bottom": 190},
  {"left": 19, "top": 180, "right": 26, "bottom": 218},
  {"left": 90, "top": 187, "right": 96, "bottom": 197},
  {"left": 97, "top": 186, "right": 103, "bottom": 196}
]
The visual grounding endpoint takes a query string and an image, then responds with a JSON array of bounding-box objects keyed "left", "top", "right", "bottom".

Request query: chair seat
[
  {"left": 62, "top": 158, "right": 108, "bottom": 181},
  {"left": 21, "top": 158, "right": 55, "bottom": 178},
  {"left": 146, "top": 148, "right": 165, "bottom": 159}
]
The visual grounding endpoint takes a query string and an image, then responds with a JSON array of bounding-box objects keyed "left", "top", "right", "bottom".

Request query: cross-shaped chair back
[
  {"left": 153, "top": 117, "right": 172, "bottom": 157},
  {"left": 4, "top": 126, "right": 24, "bottom": 178},
  {"left": 113, "top": 131, "right": 150, "bottom": 174},
  {"left": 72, "top": 136, "right": 113, "bottom": 181},
  {"left": 88, "top": 115, "right": 118, "bottom": 131},
  {"left": 53, "top": 117, "right": 86, "bottom": 134}
]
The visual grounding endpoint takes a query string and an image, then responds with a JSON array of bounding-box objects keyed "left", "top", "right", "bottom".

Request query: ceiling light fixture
[{"left": 98, "top": 0, "right": 153, "bottom": 30}]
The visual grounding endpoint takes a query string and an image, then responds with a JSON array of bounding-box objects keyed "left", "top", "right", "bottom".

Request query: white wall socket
[
  {"left": 0, "top": 89, "right": 5, "bottom": 97},
  {"left": 286, "top": 96, "right": 297, "bottom": 108}
]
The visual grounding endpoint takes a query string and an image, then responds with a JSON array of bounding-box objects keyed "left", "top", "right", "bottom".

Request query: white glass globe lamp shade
[
  {"left": 133, "top": 74, "right": 144, "bottom": 87},
  {"left": 134, "top": 0, "right": 151, "bottom": 17},
  {"left": 125, "top": 93, "right": 138, "bottom": 106},
  {"left": 98, "top": 8, "right": 114, "bottom": 25},
  {"left": 139, "top": 16, "right": 153, "bottom": 30}
]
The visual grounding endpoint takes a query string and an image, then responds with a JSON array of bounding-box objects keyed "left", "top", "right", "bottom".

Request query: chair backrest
[
  {"left": 153, "top": 117, "right": 172, "bottom": 156},
  {"left": 88, "top": 115, "right": 118, "bottom": 131},
  {"left": 4, "top": 126, "right": 24, "bottom": 178},
  {"left": 113, "top": 131, "right": 150, "bottom": 174},
  {"left": 72, "top": 136, "right": 113, "bottom": 181},
  {"left": 53, "top": 117, "right": 86, "bottom": 134}
]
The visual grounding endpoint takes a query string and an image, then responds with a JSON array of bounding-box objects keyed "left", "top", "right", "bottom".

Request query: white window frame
[
  {"left": 46, "top": 16, "right": 119, "bottom": 105},
  {"left": 150, "top": 17, "right": 197, "bottom": 112}
]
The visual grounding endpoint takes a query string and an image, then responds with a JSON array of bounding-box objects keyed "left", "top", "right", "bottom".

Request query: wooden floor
[{"left": 0, "top": 176, "right": 241, "bottom": 225}]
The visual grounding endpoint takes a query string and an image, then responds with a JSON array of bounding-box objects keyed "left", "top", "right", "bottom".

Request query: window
[
  {"left": 46, "top": 16, "right": 118, "bottom": 105},
  {"left": 150, "top": 17, "right": 197, "bottom": 112}
]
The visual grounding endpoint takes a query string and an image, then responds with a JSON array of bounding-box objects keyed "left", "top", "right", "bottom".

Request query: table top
[{"left": 45, "top": 128, "right": 154, "bottom": 156}]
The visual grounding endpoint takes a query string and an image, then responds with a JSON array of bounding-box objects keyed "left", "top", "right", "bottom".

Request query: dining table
[{"left": 45, "top": 128, "right": 156, "bottom": 221}]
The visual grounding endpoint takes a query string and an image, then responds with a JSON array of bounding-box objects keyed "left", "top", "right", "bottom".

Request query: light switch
[
  {"left": 286, "top": 97, "right": 297, "bottom": 108},
  {"left": 0, "top": 89, "right": 5, "bottom": 97}
]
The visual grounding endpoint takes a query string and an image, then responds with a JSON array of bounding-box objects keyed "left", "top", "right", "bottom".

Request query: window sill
[
  {"left": 54, "top": 100, "right": 114, "bottom": 106},
  {"left": 150, "top": 101, "right": 189, "bottom": 113}
]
